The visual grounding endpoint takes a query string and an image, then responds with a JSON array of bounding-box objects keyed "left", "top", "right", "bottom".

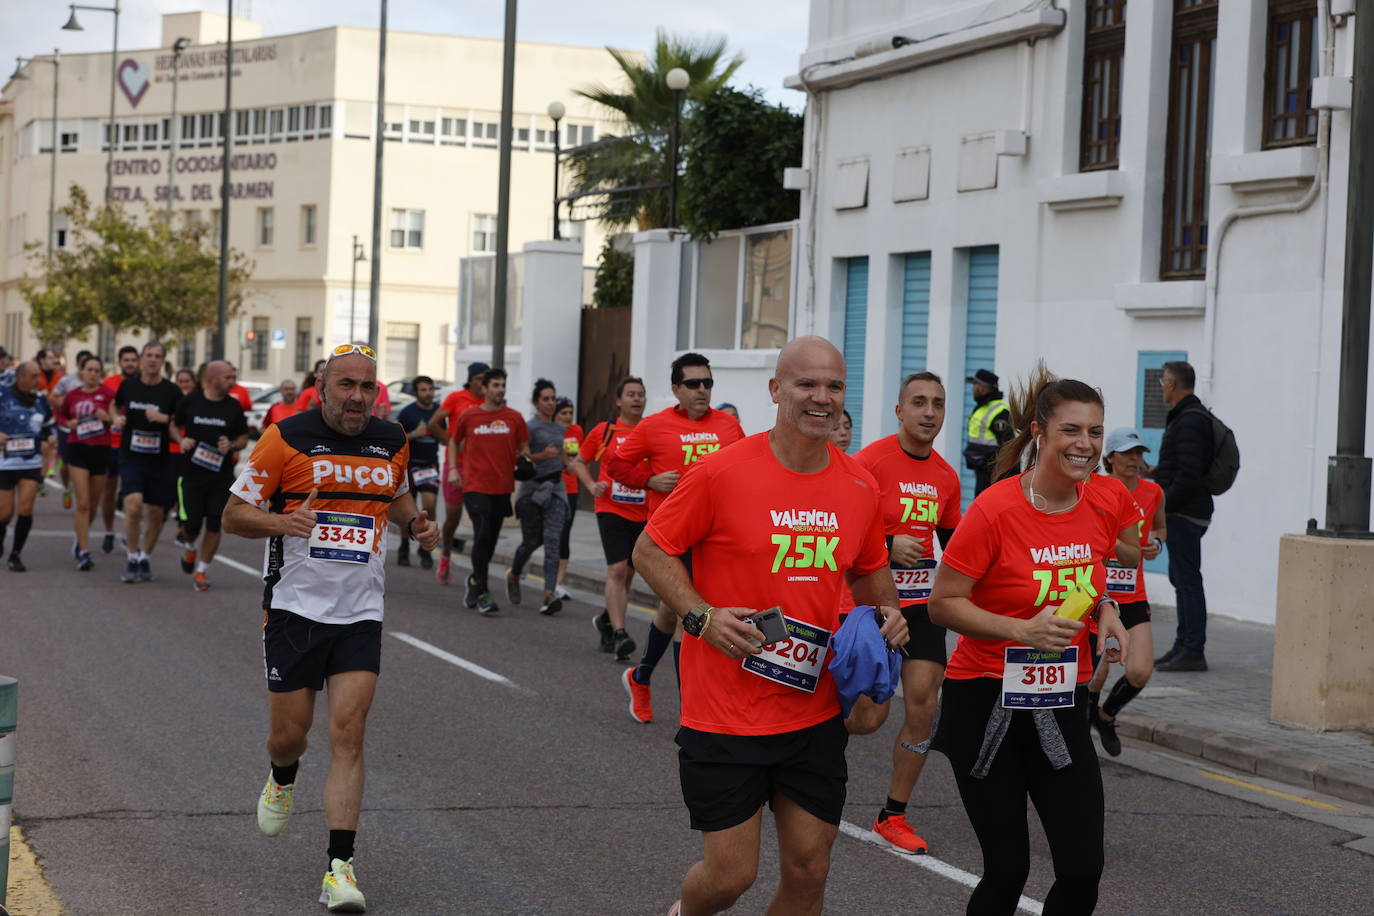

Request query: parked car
[{"left": 245, "top": 385, "right": 283, "bottom": 437}]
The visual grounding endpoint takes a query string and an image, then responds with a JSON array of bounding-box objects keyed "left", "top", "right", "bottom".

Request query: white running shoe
[
  {"left": 256, "top": 772, "right": 296, "bottom": 836},
  {"left": 319, "top": 857, "right": 366, "bottom": 912}
]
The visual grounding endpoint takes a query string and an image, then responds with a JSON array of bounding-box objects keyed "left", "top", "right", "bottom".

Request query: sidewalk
[{"left": 486, "top": 511, "right": 1374, "bottom": 807}]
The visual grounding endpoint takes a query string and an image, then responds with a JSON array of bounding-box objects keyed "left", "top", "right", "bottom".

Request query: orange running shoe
[
  {"left": 872, "top": 813, "right": 928, "bottom": 854},
  {"left": 436, "top": 554, "right": 452, "bottom": 585},
  {"left": 193, "top": 571, "right": 210, "bottom": 592},
  {"left": 621, "top": 668, "right": 653, "bottom": 724},
  {"left": 180, "top": 548, "right": 197, "bottom": 575}
]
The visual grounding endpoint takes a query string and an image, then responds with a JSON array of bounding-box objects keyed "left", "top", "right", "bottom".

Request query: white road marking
[
  {"left": 214, "top": 554, "right": 262, "bottom": 577},
  {"left": 837, "top": 820, "right": 1045, "bottom": 915},
  {"left": 389, "top": 632, "right": 518, "bottom": 688}
]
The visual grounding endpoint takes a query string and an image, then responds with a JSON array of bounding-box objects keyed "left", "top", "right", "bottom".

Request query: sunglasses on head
[
  {"left": 331, "top": 344, "right": 377, "bottom": 361},
  {"left": 678, "top": 377, "right": 714, "bottom": 390}
]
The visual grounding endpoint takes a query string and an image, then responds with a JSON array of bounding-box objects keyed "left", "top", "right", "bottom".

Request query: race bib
[
  {"left": 610, "top": 480, "right": 646, "bottom": 505},
  {"left": 309, "top": 511, "right": 377, "bottom": 564},
  {"left": 3, "top": 435, "right": 36, "bottom": 458},
  {"left": 892, "top": 557, "right": 938, "bottom": 603},
  {"left": 412, "top": 465, "right": 440, "bottom": 488},
  {"left": 130, "top": 429, "right": 162, "bottom": 454},
  {"left": 742, "top": 615, "right": 832, "bottom": 693},
  {"left": 1104, "top": 558, "right": 1138, "bottom": 595},
  {"left": 190, "top": 441, "right": 225, "bottom": 473},
  {"left": 75, "top": 417, "right": 105, "bottom": 440},
  {"left": 1001, "top": 646, "right": 1078, "bottom": 709},
  {"left": 564, "top": 437, "right": 580, "bottom": 455}
]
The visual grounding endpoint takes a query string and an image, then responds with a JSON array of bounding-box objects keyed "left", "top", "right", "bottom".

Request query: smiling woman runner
[{"left": 929, "top": 363, "right": 1142, "bottom": 916}]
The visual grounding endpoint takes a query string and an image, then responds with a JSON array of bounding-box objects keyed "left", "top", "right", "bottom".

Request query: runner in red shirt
[
  {"left": 446, "top": 367, "right": 536, "bottom": 614},
  {"left": 843, "top": 371, "right": 962, "bottom": 856},
  {"left": 264, "top": 379, "right": 300, "bottom": 429},
  {"left": 569, "top": 375, "right": 648, "bottom": 660},
  {"left": 929, "top": 365, "right": 1142, "bottom": 913},
  {"left": 605, "top": 352, "right": 744, "bottom": 723},
  {"left": 295, "top": 359, "right": 327, "bottom": 415},
  {"left": 434, "top": 362, "right": 488, "bottom": 584},
  {"left": 1086, "top": 427, "right": 1167, "bottom": 757},
  {"left": 99, "top": 346, "right": 140, "bottom": 555},
  {"left": 636, "top": 337, "right": 906, "bottom": 916},
  {"left": 554, "top": 396, "right": 583, "bottom": 599},
  {"left": 59, "top": 355, "right": 116, "bottom": 569}
]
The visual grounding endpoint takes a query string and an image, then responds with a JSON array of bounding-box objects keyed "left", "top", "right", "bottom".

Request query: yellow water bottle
[{"left": 1053, "top": 580, "right": 1096, "bottom": 621}]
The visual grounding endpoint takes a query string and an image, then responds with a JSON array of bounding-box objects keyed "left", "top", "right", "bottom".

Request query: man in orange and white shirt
[
  {"left": 223, "top": 343, "right": 438, "bottom": 912},
  {"left": 605, "top": 353, "right": 744, "bottom": 723}
]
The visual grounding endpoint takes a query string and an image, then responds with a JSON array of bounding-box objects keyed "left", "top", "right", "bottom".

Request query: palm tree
[{"left": 564, "top": 31, "right": 742, "bottom": 230}]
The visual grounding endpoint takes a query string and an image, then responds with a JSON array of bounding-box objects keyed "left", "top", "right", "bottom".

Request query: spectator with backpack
[{"left": 1153, "top": 360, "right": 1238, "bottom": 672}]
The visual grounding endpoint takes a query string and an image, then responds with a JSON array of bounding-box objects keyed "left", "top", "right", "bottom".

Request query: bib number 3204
[{"left": 742, "top": 615, "right": 832, "bottom": 693}]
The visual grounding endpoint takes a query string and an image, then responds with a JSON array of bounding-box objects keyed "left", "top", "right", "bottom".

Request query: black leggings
[
  {"left": 558, "top": 493, "right": 577, "bottom": 559},
  {"left": 462, "top": 492, "right": 511, "bottom": 592},
  {"left": 934, "top": 677, "right": 1104, "bottom": 915}
]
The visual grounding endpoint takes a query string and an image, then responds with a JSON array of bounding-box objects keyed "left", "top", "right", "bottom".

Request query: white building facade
[
  {"left": 0, "top": 10, "right": 634, "bottom": 386},
  {"left": 785, "top": 0, "right": 1363, "bottom": 626}
]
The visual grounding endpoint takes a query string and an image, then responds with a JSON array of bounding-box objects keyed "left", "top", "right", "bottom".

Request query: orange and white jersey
[{"left": 230, "top": 410, "right": 410, "bottom": 624}]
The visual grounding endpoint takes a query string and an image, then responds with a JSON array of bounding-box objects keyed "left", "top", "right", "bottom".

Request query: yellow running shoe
[
  {"left": 256, "top": 772, "right": 296, "bottom": 837},
  {"left": 319, "top": 857, "right": 366, "bottom": 912}
]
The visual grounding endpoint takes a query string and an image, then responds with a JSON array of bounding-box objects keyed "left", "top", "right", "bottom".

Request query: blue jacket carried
[{"left": 828, "top": 606, "right": 902, "bottom": 718}]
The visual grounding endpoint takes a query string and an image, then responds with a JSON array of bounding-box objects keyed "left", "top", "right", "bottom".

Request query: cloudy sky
[{"left": 3, "top": 0, "right": 810, "bottom": 109}]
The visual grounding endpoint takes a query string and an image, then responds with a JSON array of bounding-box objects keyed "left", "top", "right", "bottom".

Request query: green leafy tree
[
  {"left": 19, "top": 184, "right": 252, "bottom": 348},
  {"left": 591, "top": 237, "right": 634, "bottom": 310},
  {"left": 679, "top": 86, "right": 803, "bottom": 239},
  {"left": 565, "top": 31, "right": 742, "bottom": 230}
]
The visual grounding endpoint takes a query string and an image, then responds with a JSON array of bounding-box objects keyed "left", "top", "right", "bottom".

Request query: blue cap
[
  {"left": 466, "top": 361, "right": 490, "bottom": 381},
  {"left": 1105, "top": 427, "right": 1149, "bottom": 455},
  {"left": 555, "top": 396, "right": 573, "bottom": 412}
]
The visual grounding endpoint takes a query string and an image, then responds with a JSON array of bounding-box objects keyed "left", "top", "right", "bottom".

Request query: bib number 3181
[{"left": 1001, "top": 646, "right": 1078, "bottom": 709}]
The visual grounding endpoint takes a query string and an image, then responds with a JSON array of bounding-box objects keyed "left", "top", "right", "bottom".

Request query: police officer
[{"left": 962, "top": 368, "right": 1013, "bottom": 495}]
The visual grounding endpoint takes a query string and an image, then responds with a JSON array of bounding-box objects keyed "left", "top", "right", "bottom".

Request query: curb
[{"left": 1115, "top": 714, "right": 1374, "bottom": 809}]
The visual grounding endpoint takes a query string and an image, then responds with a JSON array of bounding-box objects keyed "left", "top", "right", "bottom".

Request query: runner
[
  {"left": 172, "top": 360, "right": 248, "bottom": 591},
  {"left": 446, "top": 367, "right": 532, "bottom": 614},
  {"left": 395, "top": 375, "right": 442, "bottom": 569},
  {"left": 264, "top": 379, "right": 300, "bottom": 429},
  {"left": 1087, "top": 428, "right": 1166, "bottom": 757},
  {"left": 605, "top": 352, "right": 744, "bottom": 723},
  {"left": 845, "top": 371, "right": 962, "bottom": 856},
  {"left": 0, "top": 362, "right": 55, "bottom": 572},
  {"left": 637, "top": 336, "right": 906, "bottom": 915},
  {"left": 928, "top": 364, "right": 1142, "bottom": 914},
  {"left": 112, "top": 341, "right": 183, "bottom": 583},
  {"left": 59, "top": 355, "right": 116, "bottom": 570},
  {"left": 52, "top": 350, "right": 93, "bottom": 511},
  {"left": 99, "top": 346, "right": 140, "bottom": 554},
  {"left": 504, "top": 379, "right": 569, "bottom": 615},
  {"left": 830, "top": 409, "right": 853, "bottom": 453},
  {"left": 572, "top": 376, "right": 647, "bottom": 661},
  {"left": 296, "top": 359, "right": 327, "bottom": 414},
  {"left": 554, "top": 396, "right": 582, "bottom": 600},
  {"left": 434, "top": 361, "right": 488, "bottom": 584},
  {"left": 223, "top": 342, "right": 438, "bottom": 913},
  {"left": 35, "top": 348, "right": 64, "bottom": 484}
]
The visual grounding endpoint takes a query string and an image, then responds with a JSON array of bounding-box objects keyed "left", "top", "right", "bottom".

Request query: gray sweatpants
[{"left": 512, "top": 488, "right": 569, "bottom": 595}]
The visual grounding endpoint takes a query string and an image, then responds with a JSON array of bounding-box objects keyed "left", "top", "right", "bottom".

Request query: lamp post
[
  {"left": 61, "top": 4, "right": 119, "bottom": 204},
  {"left": 548, "top": 100, "right": 564, "bottom": 240},
  {"left": 166, "top": 36, "right": 190, "bottom": 215},
  {"left": 665, "top": 67, "right": 689, "bottom": 228},
  {"left": 350, "top": 236, "right": 367, "bottom": 343},
  {"left": 367, "top": 0, "right": 388, "bottom": 349},
  {"left": 214, "top": 0, "right": 234, "bottom": 360},
  {"left": 11, "top": 52, "right": 60, "bottom": 266},
  {"left": 491, "top": 0, "right": 517, "bottom": 369}
]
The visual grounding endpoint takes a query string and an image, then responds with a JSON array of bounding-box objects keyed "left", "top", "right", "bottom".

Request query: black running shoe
[
  {"left": 451, "top": 536, "right": 466, "bottom": 555},
  {"left": 464, "top": 575, "right": 480, "bottom": 609},
  {"left": 6, "top": 553, "right": 25, "bottom": 573},
  {"left": 1092, "top": 712, "right": 1123, "bottom": 757},
  {"left": 538, "top": 595, "right": 563, "bottom": 616},
  {"left": 101, "top": 532, "right": 115, "bottom": 554},
  {"left": 594, "top": 611, "right": 614, "bottom": 653},
  {"left": 77, "top": 551, "right": 94, "bottom": 572},
  {"left": 506, "top": 573, "right": 522, "bottom": 605},
  {"left": 418, "top": 548, "right": 433, "bottom": 570},
  {"left": 397, "top": 543, "right": 411, "bottom": 566},
  {"left": 121, "top": 559, "right": 140, "bottom": 583},
  {"left": 138, "top": 558, "right": 152, "bottom": 582},
  {"left": 477, "top": 593, "right": 499, "bottom": 615},
  {"left": 613, "top": 629, "right": 636, "bottom": 662}
]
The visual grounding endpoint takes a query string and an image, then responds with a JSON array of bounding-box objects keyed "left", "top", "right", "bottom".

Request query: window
[
  {"left": 301, "top": 204, "right": 317, "bottom": 246},
  {"left": 471, "top": 213, "right": 497, "bottom": 252},
  {"left": 235, "top": 110, "right": 250, "bottom": 145},
  {"left": 269, "top": 108, "right": 284, "bottom": 141},
  {"left": 199, "top": 113, "right": 220, "bottom": 146},
  {"left": 384, "top": 322, "right": 420, "bottom": 380},
  {"left": 180, "top": 114, "right": 196, "bottom": 145},
  {"left": 257, "top": 207, "right": 275, "bottom": 247},
  {"left": 142, "top": 121, "right": 161, "bottom": 149},
  {"left": 250, "top": 316, "right": 269, "bottom": 372},
  {"left": 471, "top": 121, "right": 499, "bottom": 147},
  {"left": 303, "top": 105, "right": 316, "bottom": 133},
  {"left": 53, "top": 212, "right": 69, "bottom": 249},
  {"left": 677, "top": 226, "right": 795, "bottom": 351},
  {"left": 563, "top": 123, "right": 594, "bottom": 146},
  {"left": 251, "top": 109, "right": 267, "bottom": 141},
  {"left": 410, "top": 119, "right": 435, "bottom": 139},
  {"left": 318, "top": 104, "right": 333, "bottom": 133},
  {"left": 389, "top": 208, "right": 424, "bottom": 250},
  {"left": 294, "top": 318, "right": 312, "bottom": 373},
  {"left": 60, "top": 131, "right": 78, "bottom": 152},
  {"left": 288, "top": 106, "right": 302, "bottom": 133},
  {"left": 1264, "top": 1, "right": 1319, "bottom": 148},
  {"left": 1081, "top": 0, "right": 1127, "bottom": 170},
  {"left": 122, "top": 123, "right": 139, "bottom": 149},
  {"left": 441, "top": 117, "right": 467, "bottom": 144},
  {"left": 1161, "top": 0, "right": 1218, "bottom": 280},
  {"left": 177, "top": 334, "right": 196, "bottom": 374},
  {"left": 739, "top": 230, "right": 792, "bottom": 350},
  {"left": 516, "top": 127, "right": 530, "bottom": 145}
]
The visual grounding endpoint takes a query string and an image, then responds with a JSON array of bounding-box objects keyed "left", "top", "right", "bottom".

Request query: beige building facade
[{"left": 0, "top": 10, "right": 632, "bottom": 385}]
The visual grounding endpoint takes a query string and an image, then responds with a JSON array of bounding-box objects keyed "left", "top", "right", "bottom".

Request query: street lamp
[
  {"left": 665, "top": 67, "right": 689, "bottom": 228},
  {"left": 548, "top": 100, "right": 565, "bottom": 240},
  {"left": 166, "top": 36, "right": 190, "bottom": 215},
  {"left": 350, "top": 235, "right": 368, "bottom": 343},
  {"left": 62, "top": 4, "right": 120, "bottom": 205},
  {"left": 11, "top": 52, "right": 60, "bottom": 266}
]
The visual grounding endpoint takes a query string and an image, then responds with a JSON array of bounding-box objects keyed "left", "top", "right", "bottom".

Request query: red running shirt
[
  {"left": 60, "top": 386, "right": 116, "bottom": 447},
  {"left": 450, "top": 406, "right": 529, "bottom": 495},
  {"left": 296, "top": 387, "right": 322, "bottom": 413},
  {"left": 941, "top": 474, "right": 1142, "bottom": 684},
  {"left": 647, "top": 434, "right": 888, "bottom": 736},
  {"left": 440, "top": 389, "right": 483, "bottom": 468},
  {"left": 102, "top": 373, "right": 131, "bottom": 447},
  {"left": 1103, "top": 476, "right": 1162, "bottom": 605},
  {"left": 606, "top": 406, "right": 744, "bottom": 517},
  {"left": 579, "top": 419, "right": 649, "bottom": 523},
  {"left": 264, "top": 401, "right": 297, "bottom": 428}
]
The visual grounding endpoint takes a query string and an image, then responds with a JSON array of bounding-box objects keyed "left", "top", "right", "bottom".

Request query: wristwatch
[
  {"left": 1092, "top": 597, "right": 1120, "bottom": 622},
  {"left": 683, "top": 602, "right": 713, "bottom": 637}
]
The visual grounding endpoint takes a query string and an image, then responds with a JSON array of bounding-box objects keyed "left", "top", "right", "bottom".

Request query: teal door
[
  {"left": 1136, "top": 350, "right": 1186, "bottom": 574},
  {"left": 843, "top": 258, "right": 869, "bottom": 452},
  {"left": 900, "top": 253, "right": 932, "bottom": 379},
  {"left": 960, "top": 246, "right": 1000, "bottom": 506}
]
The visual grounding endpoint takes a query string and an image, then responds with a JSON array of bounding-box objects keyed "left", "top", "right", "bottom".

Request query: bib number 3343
[{"left": 309, "top": 512, "right": 376, "bottom": 564}]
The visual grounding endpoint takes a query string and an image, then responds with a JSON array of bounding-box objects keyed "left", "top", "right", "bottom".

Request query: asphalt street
[{"left": 2, "top": 493, "right": 1372, "bottom": 915}]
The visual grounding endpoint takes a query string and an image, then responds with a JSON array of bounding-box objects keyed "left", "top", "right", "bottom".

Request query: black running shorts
[
  {"left": 676, "top": 716, "right": 849, "bottom": 832},
  {"left": 65, "top": 443, "right": 111, "bottom": 475},
  {"left": 262, "top": 609, "right": 382, "bottom": 693},
  {"left": 1117, "top": 600, "right": 1151, "bottom": 630},
  {"left": 119, "top": 461, "right": 176, "bottom": 508},
  {"left": 899, "top": 602, "right": 948, "bottom": 665},
  {"left": 596, "top": 512, "right": 646, "bottom": 567},
  {"left": 178, "top": 475, "right": 231, "bottom": 535},
  {"left": 0, "top": 468, "right": 42, "bottom": 491}
]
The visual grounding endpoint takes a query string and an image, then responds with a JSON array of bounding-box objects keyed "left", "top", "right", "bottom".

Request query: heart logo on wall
[{"left": 117, "top": 58, "right": 150, "bottom": 108}]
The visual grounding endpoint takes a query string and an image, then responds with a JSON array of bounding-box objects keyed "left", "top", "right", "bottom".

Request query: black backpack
[{"left": 1183, "top": 406, "right": 1240, "bottom": 496}]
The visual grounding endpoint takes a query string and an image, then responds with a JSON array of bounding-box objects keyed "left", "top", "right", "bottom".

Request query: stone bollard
[{"left": 0, "top": 675, "right": 16, "bottom": 911}]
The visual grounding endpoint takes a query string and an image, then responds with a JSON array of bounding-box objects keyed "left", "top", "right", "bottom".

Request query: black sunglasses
[{"left": 678, "top": 378, "right": 714, "bottom": 390}]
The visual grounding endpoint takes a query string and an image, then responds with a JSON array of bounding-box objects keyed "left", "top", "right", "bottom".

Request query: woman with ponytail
[{"left": 929, "top": 363, "right": 1143, "bottom": 915}]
